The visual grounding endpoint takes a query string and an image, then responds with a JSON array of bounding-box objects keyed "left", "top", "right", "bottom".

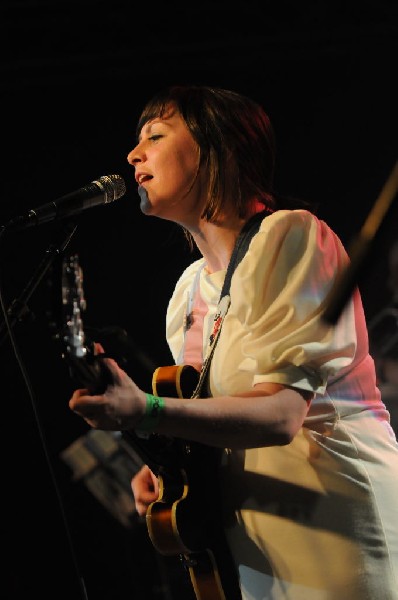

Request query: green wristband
[{"left": 137, "top": 393, "right": 165, "bottom": 431}]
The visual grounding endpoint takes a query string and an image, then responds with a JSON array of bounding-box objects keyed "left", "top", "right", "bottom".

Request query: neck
[{"left": 190, "top": 201, "right": 265, "bottom": 273}]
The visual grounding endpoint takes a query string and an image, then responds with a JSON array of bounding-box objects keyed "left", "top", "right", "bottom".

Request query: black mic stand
[
  {"left": 0, "top": 219, "right": 89, "bottom": 599},
  {"left": 323, "top": 160, "right": 398, "bottom": 325},
  {"left": 0, "top": 220, "right": 77, "bottom": 346}
]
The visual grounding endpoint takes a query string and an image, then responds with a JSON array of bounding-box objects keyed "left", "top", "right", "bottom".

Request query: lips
[{"left": 136, "top": 173, "right": 153, "bottom": 185}]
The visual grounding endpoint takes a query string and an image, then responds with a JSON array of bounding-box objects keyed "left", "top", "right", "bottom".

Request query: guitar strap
[{"left": 191, "top": 208, "right": 272, "bottom": 399}]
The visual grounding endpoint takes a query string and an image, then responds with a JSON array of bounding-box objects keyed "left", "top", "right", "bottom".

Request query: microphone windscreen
[{"left": 95, "top": 174, "right": 126, "bottom": 203}]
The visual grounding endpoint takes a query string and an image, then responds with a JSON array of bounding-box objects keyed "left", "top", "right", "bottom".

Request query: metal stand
[
  {"left": 0, "top": 220, "right": 77, "bottom": 346},
  {"left": 323, "top": 160, "right": 398, "bottom": 325}
]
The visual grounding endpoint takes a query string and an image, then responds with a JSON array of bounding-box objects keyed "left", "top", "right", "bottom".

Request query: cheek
[{"left": 174, "top": 145, "right": 200, "bottom": 183}]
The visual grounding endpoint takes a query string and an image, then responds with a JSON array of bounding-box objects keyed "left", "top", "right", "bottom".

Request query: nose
[{"left": 127, "top": 143, "right": 142, "bottom": 166}]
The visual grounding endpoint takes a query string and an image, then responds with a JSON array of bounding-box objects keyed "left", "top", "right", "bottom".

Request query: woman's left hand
[{"left": 68, "top": 354, "right": 147, "bottom": 430}]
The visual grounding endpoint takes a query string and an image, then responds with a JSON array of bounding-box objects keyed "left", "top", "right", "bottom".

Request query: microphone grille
[{"left": 97, "top": 174, "right": 127, "bottom": 203}]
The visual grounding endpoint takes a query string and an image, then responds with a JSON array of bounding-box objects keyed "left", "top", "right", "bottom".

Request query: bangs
[{"left": 136, "top": 92, "right": 178, "bottom": 139}]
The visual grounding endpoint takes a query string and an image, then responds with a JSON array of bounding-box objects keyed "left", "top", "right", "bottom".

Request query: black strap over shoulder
[
  {"left": 192, "top": 208, "right": 271, "bottom": 398},
  {"left": 220, "top": 208, "right": 270, "bottom": 299}
]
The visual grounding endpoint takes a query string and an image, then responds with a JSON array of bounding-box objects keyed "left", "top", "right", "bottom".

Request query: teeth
[{"left": 138, "top": 174, "right": 148, "bottom": 184}]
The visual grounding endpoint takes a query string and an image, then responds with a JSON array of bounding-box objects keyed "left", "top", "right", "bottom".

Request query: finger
[
  {"left": 135, "top": 501, "right": 148, "bottom": 516},
  {"left": 100, "top": 356, "right": 127, "bottom": 385},
  {"left": 69, "top": 390, "right": 101, "bottom": 413},
  {"left": 69, "top": 388, "right": 90, "bottom": 408},
  {"left": 94, "top": 341, "right": 105, "bottom": 355}
]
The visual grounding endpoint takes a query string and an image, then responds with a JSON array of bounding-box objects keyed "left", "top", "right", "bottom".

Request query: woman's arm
[{"left": 69, "top": 355, "right": 312, "bottom": 450}]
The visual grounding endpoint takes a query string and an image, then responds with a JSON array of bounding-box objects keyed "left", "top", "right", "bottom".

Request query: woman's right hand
[{"left": 131, "top": 465, "right": 159, "bottom": 516}]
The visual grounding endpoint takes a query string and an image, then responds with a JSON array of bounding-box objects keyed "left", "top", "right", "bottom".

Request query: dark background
[{"left": 1, "top": 1, "right": 397, "bottom": 599}]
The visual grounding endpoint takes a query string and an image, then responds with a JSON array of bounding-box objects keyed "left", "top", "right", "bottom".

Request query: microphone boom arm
[{"left": 0, "top": 221, "right": 78, "bottom": 346}]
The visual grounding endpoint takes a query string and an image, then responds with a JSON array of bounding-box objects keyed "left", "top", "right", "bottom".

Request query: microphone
[{"left": 4, "top": 174, "right": 126, "bottom": 231}]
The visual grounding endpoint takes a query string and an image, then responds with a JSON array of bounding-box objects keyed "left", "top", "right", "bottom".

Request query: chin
[
  {"left": 140, "top": 201, "right": 153, "bottom": 215},
  {"left": 138, "top": 186, "right": 153, "bottom": 214}
]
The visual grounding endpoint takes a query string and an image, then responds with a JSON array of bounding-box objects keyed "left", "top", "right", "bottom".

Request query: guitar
[{"left": 61, "top": 254, "right": 242, "bottom": 600}]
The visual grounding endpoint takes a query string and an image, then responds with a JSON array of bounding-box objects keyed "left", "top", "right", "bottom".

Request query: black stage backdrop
[{"left": 1, "top": 2, "right": 397, "bottom": 599}]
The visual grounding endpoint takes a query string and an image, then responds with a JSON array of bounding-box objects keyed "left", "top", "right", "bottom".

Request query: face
[{"left": 127, "top": 108, "right": 205, "bottom": 225}]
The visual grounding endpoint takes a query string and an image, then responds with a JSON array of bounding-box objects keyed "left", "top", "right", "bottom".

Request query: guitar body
[
  {"left": 140, "top": 365, "right": 241, "bottom": 600},
  {"left": 62, "top": 255, "right": 241, "bottom": 600},
  {"left": 146, "top": 456, "right": 240, "bottom": 600}
]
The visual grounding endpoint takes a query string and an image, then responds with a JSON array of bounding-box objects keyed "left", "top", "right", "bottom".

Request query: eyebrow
[
  {"left": 138, "top": 120, "right": 161, "bottom": 140},
  {"left": 138, "top": 113, "right": 176, "bottom": 142}
]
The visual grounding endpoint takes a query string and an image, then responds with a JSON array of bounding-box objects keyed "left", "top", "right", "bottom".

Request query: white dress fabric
[{"left": 166, "top": 209, "right": 398, "bottom": 600}]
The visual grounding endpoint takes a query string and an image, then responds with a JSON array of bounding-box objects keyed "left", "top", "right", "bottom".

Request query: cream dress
[{"left": 166, "top": 209, "right": 398, "bottom": 600}]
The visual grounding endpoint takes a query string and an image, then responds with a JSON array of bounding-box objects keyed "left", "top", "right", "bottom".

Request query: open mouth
[{"left": 137, "top": 174, "right": 153, "bottom": 185}]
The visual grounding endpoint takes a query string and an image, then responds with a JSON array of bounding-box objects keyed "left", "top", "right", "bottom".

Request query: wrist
[{"left": 136, "top": 393, "right": 165, "bottom": 431}]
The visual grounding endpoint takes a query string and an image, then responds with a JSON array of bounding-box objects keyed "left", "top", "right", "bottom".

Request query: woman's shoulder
[
  {"left": 246, "top": 208, "right": 347, "bottom": 269},
  {"left": 263, "top": 208, "right": 318, "bottom": 226},
  {"left": 260, "top": 208, "right": 337, "bottom": 239}
]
